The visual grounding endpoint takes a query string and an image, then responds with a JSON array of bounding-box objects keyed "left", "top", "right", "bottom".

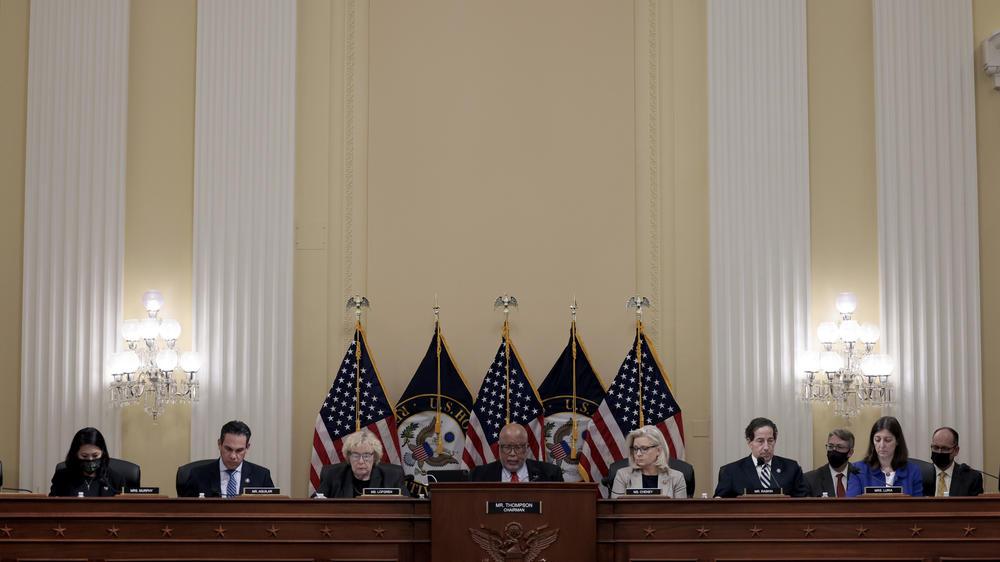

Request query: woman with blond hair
[
  {"left": 611, "top": 425, "right": 686, "bottom": 498},
  {"left": 314, "top": 429, "right": 410, "bottom": 498}
]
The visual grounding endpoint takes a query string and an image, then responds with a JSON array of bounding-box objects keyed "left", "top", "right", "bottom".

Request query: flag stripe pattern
[
  {"left": 309, "top": 326, "right": 402, "bottom": 495},
  {"left": 461, "top": 337, "right": 545, "bottom": 468},
  {"left": 578, "top": 328, "right": 685, "bottom": 496}
]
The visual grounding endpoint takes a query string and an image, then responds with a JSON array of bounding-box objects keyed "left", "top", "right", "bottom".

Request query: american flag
[
  {"left": 578, "top": 327, "right": 685, "bottom": 496},
  {"left": 308, "top": 324, "right": 402, "bottom": 495},
  {"left": 548, "top": 440, "right": 570, "bottom": 460},
  {"left": 461, "top": 335, "right": 545, "bottom": 468}
]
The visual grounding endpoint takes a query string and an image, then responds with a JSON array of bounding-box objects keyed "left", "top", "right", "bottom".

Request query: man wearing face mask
[
  {"left": 804, "top": 429, "right": 861, "bottom": 497},
  {"left": 920, "top": 427, "right": 983, "bottom": 497}
]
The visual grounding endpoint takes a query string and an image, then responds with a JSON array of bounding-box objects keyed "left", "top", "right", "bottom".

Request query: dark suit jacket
[
  {"left": 920, "top": 461, "right": 984, "bottom": 497},
  {"left": 179, "top": 459, "right": 273, "bottom": 497},
  {"left": 803, "top": 463, "right": 862, "bottom": 497},
  {"left": 314, "top": 462, "right": 411, "bottom": 498},
  {"left": 467, "top": 459, "right": 564, "bottom": 482},
  {"left": 49, "top": 466, "right": 125, "bottom": 497},
  {"left": 713, "top": 455, "right": 808, "bottom": 498}
]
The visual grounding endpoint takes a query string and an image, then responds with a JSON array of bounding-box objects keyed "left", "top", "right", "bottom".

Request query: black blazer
[
  {"left": 49, "top": 465, "right": 125, "bottom": 497},
  {"left": 714, "top": 455, "right": 809, "bottom": 498},
  {"left": 920, "top": 461, "right": 984, "bottom": 497},
  {"left": 178, "top": 459, "right": 274, "bottom": 497},
  {"left": 314, "top": 462, "right": 411, "bottom": 498},
  {"left": 467, "top": 459, "right": 564, "bottom": 482},
  {"left": 803, "top": 462, "right": 861, "bottom": 497}
]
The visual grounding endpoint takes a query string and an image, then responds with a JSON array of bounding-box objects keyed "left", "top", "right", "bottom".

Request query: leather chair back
[
  {"left": 54, "top": 458, "right": 141, "bottom": 489},
  {"left": 601, "top": 456, "right": 696, "bottom": 498},
  {"left": 175, "top": 458, "right": 217, "bottom": 496}
]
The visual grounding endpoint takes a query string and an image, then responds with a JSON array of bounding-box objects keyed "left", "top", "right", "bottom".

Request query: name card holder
[
  {"left": 362, "top": 488, "right": 401, "bottom": 496},
  {"left": 241, "top": 487, "right": 282, "bottom": 496},
  {"left": 740, "top": 488, "right": 787, "bottom": 497},
  {"left": 123, "top": 487, "right": 161, "bottom": 495},
  {"left": 864, "top": 486, "right": 903, "bottom": 495},
  {"left": 624, "top": 488, "right": 662, "bottom": 496},
  {"left": 487, "top": 501, "right": 542, "bottom": 514}
]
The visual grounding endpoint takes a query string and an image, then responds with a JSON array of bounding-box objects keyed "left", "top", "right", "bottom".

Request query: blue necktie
[{"left": 226, "top": 469, "right": 238, "bottom": 498}]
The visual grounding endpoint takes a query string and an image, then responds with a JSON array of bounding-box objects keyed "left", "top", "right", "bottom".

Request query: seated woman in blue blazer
[{"left": 847, "top": 416, "right": 923, "bottom": 496}]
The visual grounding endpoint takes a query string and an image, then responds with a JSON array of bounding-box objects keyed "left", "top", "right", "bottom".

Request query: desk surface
[{"left": 1, "top": 494, "right": 998, "bottom": 561}]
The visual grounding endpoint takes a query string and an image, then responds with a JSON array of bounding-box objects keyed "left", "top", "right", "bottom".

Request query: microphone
[
  {"left": 2, "top": 487, "right": 34, "bottom": 493},
  {"left": 974, "top": 467, "right": 999, "bottom": 481},
  {"left": 426, "top": 473, "right": 438, "bottom": 483}
]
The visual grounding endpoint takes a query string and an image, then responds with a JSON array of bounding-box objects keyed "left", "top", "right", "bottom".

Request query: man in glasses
[
  {"left": 468, "top": 423, "right": 563, "bottom": 482},
  {"left": 804, "top": 429, "right": 861, "bottom": 497},
  {"left": 713, "top": 417, "right": 808, "bottom": 497},
  {"left": 920, "top": 427, "right": 983, "bottom": 497}
]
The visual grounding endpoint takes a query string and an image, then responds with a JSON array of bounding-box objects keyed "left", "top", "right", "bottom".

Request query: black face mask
[
  {"left": 827, "top": 449, "right": 850, "bottom": 469},
  {"left": 80, "top": 459, "right": 101, "bottom": 474},
  {"left": 931, "top": 451, "right": 953, "bottom": 470}
]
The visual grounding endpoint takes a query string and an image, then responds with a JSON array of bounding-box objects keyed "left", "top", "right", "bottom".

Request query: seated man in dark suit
[
  {"left": 713, "top": 417, "right": 808, "bottom": 497},
  {"left": 921, "top": 426, "right": 983, "bottom": 497},
  {"left": 314, "top": 429, "right": 410, "bottom": 497},
  {"left": 468, "top": 423, "right": 563, "bottom": 482},
  {"left": 804, "top": 428, "right": 861, "bottom": 497},
  {"left": 179, "top": 420, "right": 274, "bottom": 497}
]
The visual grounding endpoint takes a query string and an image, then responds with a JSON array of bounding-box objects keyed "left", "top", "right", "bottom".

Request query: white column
[
  {"left": 19, "top": 0, "right": 129, "bottom": 495},
  {"left": 874, "top": 0, "right": 981, "bottom": 466},
  {"left": 708, "top": 0, "right": 812, "bottom": 478},
  {"left": 191, "top": 0, "right": 296, "bottom": 491}
]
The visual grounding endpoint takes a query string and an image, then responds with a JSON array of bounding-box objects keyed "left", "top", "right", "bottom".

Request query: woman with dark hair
[
  {"left": 846, "top": 416, "right": 923, "bottom": 496},
  {"left": 49, "top": 427, "right": 124, "bottom": 497}
]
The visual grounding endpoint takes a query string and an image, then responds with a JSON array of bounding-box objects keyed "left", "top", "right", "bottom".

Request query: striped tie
[
  {"left": 759, "top": 460, "right": 772, "bottom": 488},
  {"left": 226, "top": 469, "right": 238, "bottom": 498}
]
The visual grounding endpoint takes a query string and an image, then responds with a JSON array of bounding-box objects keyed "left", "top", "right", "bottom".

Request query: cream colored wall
[
  {"left": 806, "top": 0, "right": 883, "bottom": 469},
  {"left": 975, "top": 0, "right": 1000, "bottom": 493},
  {"left": 120, "top": 0, "right": 196, "bottom": 494},
  {"left": 0, "top": 0, "right": 27, "bottom": 491}
]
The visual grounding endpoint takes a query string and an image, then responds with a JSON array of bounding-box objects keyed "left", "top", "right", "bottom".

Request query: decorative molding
[
  {"left": 19, "top": 0, "right": 129, "bottom": 496},
  {"left": 190, "top": 0, "right": 296, "bottom": 491},
  {"left": 873, "top": 0, "right": 981, "bottom": 466},
  {"left": 708, "top": 0, "right": 812, "bottom": 477},
  {"left": 635, "top": 0, "right": 662, "bottom": 342}
]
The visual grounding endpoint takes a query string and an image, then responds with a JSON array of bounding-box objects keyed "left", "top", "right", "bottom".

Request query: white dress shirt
[
  {"left": 219, "top": 459, "right": 244, "bottom": 497},
  {"left": 502, "top": 463, "right": 529, "bottom": 483}
]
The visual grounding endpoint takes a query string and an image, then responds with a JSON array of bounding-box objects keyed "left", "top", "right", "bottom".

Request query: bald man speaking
[{"left": 467, "top": 423, "right": 563, "bottom": 482}]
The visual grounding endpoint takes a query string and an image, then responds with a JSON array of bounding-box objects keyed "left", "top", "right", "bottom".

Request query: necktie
[
  {"left": 836, "top": 473, "right": 846, "bottom": 498},
  {"left": 226, "top": 469, "right": 238, "bottom": 498},
  {"left": 758, "top": 459, "right": 771, "bottom": 488},
  {"left": 510, "top": 472, "right": 519, "bottom": 483},
  {"left": 936, "top": 471, "right": 947, "bottom": 497}
]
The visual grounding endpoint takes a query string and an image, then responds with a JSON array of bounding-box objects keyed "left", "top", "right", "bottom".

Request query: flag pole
[
  {"left": 494, "top": 294, "right": 518, "bottom": 425},
  {"left": 570, "top": 296, "right": 578, "bottom": 459},
  {"left": 346, "top": 295, "right": 370, "bottom": 432},
  {"left": 627, "top": 295, "right": 650, "bottom": 427},
  {"left": 433, "top": 294, "right": 443, "bottom": 455}
]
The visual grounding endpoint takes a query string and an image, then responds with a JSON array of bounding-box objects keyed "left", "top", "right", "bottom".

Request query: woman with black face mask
[{"left": 49, "top": 427, "right": 124, "bottom": 497}]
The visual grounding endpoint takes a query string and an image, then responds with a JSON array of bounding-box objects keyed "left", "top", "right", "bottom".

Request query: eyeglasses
[
  {"left": 930, "top": 445, "right": 955, "bottom": 453},
  {"left": 825, "top": 444, "right": 850, "bottom": 453},
  {"left": 499, "top": 444, "right": 528, "bottom": 454},
  {"left": 349, "top": 452, "right": 374, "bottom": 462},
  {"left": 632, "top": 445, "right": 658, "bottom": 455}
]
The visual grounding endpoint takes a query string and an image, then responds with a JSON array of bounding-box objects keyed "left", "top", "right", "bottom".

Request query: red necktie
[
  {"left": 836, "top": 473, "right": 846, "bottom": 498},
  {"left": 510, "top": 473, "right": 519, "bottom": 483}
]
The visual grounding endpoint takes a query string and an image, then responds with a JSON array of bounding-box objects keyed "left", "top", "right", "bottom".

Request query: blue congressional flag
[
  {"left": 461, "top": 335, "right": 545, "bottom": 468},
  {"left": 537, "top": 326, "right": 607, "bottom": 482},
  {"left": 309, "top": 324, "right": 402, "bottom": 495},
  {"left": 578, "top": 326, "right": 685, "bottom": 496},
  {"left": 395, "top": 328, "right": 474, "bottom": 497}
]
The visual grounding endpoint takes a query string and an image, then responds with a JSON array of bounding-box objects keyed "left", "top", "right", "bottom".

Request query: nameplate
[
  {"left": 242, "top": 487, "right": 281, "bottom": 495},
  {"left": 487, "top": 501, "right": 542, "bottom": 514},
  {"left": 743, "top": 488, "right": 781, "bottom": 495},
  {"left": 864, "top": 486, "right": 902, "bottom": 494},
  {"left": 124, "top": 487, "right": 159, "bottom": 494},
  {"left": 624, "top": 488, "right": 662, "bottom": 496},
  {"left": 362, "top": 487, "right": 401, "bottom": 496}
]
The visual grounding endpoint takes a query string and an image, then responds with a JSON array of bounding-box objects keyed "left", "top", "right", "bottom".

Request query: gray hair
[
  {"left": 625, "top": 425, "right": 670, "bottom": 472},
  {"left": 828, "top": 428, "right": 855, "bottom": 449},
  {"left": 341, "top": 429, "right": 383, "bottom": 463}
]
